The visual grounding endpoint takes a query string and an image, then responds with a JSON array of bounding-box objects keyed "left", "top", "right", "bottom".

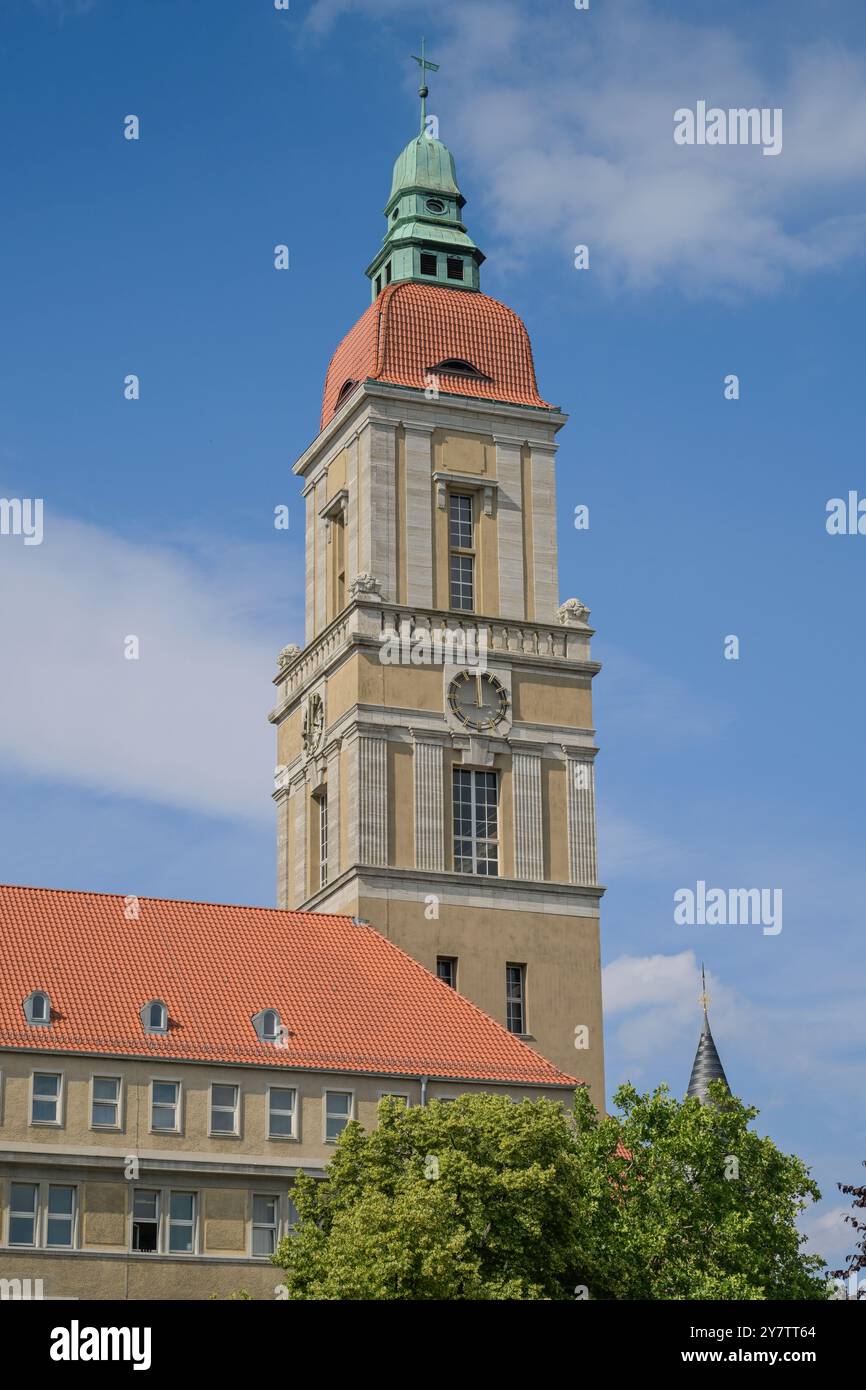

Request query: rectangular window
[
  {"left": 449, "top": 493, "right": 474, "bottom": 611},
  {"left": 506, "top": 963, "right": 526, "bottom": 1035},
  {"left": 436, "top": 956, "right": 457, "bottom": 989},
  {"left": 210, "top": 1083, "right": 239, "bottom": 1135},
  {"left": 378, "top": 1092, "right": 410, "bottom": 1107},
  {"left": 91, "top": 1076, "right": 121, "bottom": 1129},
  {"left": 385, "top": 261, "right": 392, "bottom": 284},
  {"left": 446, "top": 256, "right": 464, "bottom": 281},
  {"left": 324, "top": 1090, "right": 352, "bottom": 1143},
  {"left": 420, "top": 251, "right": 437, "bottom": 276},
  {"left": 252, "top": 1194, "right": 279, "bottom": 1257},
  {"left": 268, "top": 1087, "right": 297, "bottom": 1139},
  {"left": 46, "top": 1185, "right": 75, "bottom": 1248},
  {"left": 132, "top": 1189, "right": 160, "bottom": 1253},
  {"left": 319, "top": 792, "right": 329, "bottom": 889},
  {"left": 453, "top": 768, "right": 499, "bottom": 876},
  {"left": 168, "top": 1191, "right": 196, "bottom": 1254},
  {"left": 31, "top": 1072, "right": 61, "bottom": 1125},
  {"left": 151, "top": 1080, "right": 180, "bottom": 1132},
  {"left": 9, "top": 1182, "right": 38, "bottom": 1246}
]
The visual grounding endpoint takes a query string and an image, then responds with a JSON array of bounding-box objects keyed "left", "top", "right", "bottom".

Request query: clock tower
[{"left": 270, "top": 79, "right": 605, "bottom": 1102}]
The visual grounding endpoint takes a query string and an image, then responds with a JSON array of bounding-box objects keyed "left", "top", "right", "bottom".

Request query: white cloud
[
  {"left": 307, "top": 0, "right": 866, "bottom": 296},
  {"left": 0, "top": 506, "right": 302, "bottom": 822}
]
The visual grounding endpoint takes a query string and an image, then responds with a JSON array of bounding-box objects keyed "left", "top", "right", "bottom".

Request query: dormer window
[
  {"left": 336, "top": 378, "right": 357, "bottom": 407},
  {"left": 141, "top": 1000, "right": 168, "bottom": 1034},
  {"left": 24, "top": 990, "right": 51, "bottom": 1028},
  {"left": 253, "top": 1009, "right": 282, "bottom": 1044},
  {"left": 433, "top": 358, "right": 487, "bottom": 378}
]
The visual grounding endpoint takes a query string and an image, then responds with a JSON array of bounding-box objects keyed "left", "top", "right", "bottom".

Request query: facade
[
  {"left": 271, "top": 112, "right": 605, "bottom": 1099},
  {"left": 0, "top": 885, "right": 575, "bottom": 1301}
]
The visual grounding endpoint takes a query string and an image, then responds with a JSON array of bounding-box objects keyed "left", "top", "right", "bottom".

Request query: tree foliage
[
  {"left": 833, "top": 1158, "right": 866, "bottom": 1297},
  {"left": 273, "top": 1084, "right": 826, "bottom": 1300}
]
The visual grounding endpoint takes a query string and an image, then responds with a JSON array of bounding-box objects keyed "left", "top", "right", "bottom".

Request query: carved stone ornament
[
  {"left": 350, "top": 572, "right": 382, "bottom": 599},
  {"left": 557, "top": 597, "right": 590, "bottom": 626},
  {"left": 277, "top": 643, "right": 301, "bottom": 670},
  {"left": 302, "top": 692, "right": 324, "bottom": 756}
]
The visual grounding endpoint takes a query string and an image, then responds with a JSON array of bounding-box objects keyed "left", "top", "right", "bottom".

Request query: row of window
[
  {"left": 21, "top": 994, "right": 288, "bottom": 1048},
  {"left": 5, "top": 1182, "right": 297, "bottom": 1259},
  {"left": 11, "top": 1076, "right": 382, "bottom": 1143},
  {"left": 373, "top": 253, "right": 466, "bottom": 297},
  {"left": 435, "top": 959, "right": 527, "bottom": 1035}
]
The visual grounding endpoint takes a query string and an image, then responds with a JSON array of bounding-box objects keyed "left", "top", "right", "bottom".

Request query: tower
[
  {"left": 686, "top": 966, "right": 731, "bottom": 1102},
  {"left": 270, "top": 59, "right": 605, "bottom": 1103}
]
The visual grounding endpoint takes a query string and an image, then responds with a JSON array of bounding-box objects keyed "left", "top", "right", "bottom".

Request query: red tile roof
[
  {"left": 320, "top": 282, "right": 554, "bottom": 428},
  {"left": 0, "top": 885, "right": 577, "bottom": 1088}
]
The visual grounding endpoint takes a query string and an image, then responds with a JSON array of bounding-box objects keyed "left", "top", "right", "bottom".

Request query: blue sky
[{"left": 1, "top": 0, "right": 864, "bottom": 1273}]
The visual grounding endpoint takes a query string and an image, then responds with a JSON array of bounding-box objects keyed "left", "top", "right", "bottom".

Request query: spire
[
  {"left": 411, "top": 38, "right": 440, "bottom": 136},
  {"left": 686, "top": 964, "right": 730, "bottom": 1103},
  {"left": 364, "top": 46, "right": 485, "bottom": 301}
]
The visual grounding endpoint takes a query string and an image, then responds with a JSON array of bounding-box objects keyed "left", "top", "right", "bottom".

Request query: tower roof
[
  {"left": 389, "top": 134, "right": 461, "bottom": 202},
  {"left": 686, "top": 966, "right": 730, "bottom": 1103},
  {"left": 320, "top": 281, "right": 554, "bottom": 427}
]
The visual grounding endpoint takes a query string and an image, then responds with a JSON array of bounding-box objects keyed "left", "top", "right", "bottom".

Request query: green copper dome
[{"left": 389, "top": 134, "right": 461, "bottom": 202}]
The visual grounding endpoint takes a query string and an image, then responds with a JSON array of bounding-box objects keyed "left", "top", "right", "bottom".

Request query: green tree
[{"left": 273, "top": 1086, "right": 826, "bottom": 1300}]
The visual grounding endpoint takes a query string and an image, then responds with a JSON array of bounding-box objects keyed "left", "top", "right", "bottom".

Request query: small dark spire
[{"left": 686, "top": 964, "right": 730, "bottom": 1103}]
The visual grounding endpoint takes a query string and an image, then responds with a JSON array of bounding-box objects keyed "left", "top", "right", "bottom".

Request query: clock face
[
  {"left": 448, "top": 671, "right": 508, "bottom": 731},
  {"left": 302, "top": 693, "right": 324, "bottom": 755}
]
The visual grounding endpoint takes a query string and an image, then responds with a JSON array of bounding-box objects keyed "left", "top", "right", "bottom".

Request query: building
[
  {"left": 271, "top": 69, "right": 605, "bottom": 1100},
  {"left": 0, "top": 885, "right": 576, "bottom": 1300}
]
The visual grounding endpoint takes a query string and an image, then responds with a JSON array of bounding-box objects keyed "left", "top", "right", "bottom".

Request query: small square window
[
  {"left": 420, "top": 252, "right": 437, "bottom": 276},
  {"left": 324, "top": 1090, "right": 352, "bottom": 1143},
  {"left": 46, "top": 1185, "right": 75, "bottom": 1248},
  {"left": 151, "top": 1080, "right": 180, "bottom": 1132},
  {"left": 436, "top": 957, "right": 457, "bottom": 989},
  {"left": 31, "top": 1072, "right": 61, "bottom": 1125},
  {"left": 92, "top": 1076, "right": 121, "bottom": 1129},
  {"left": 9, "top": 1182, "right": 38, "bottom": 1246},
  {"left": 252, "top": 1194, "right": 279, "bottom": 1257},
  {"left": 168, "top": 1191, "right": 196, "bottom": 1254},
  {"left": 268, "top": 1087, "right": 297, "bottom": 1139},
  {"left": 132, "top": 1189, "right": 160, "bottom": 1253},
  {"left": 210, "top": 1083, "right": 239, "bottom": 1135}
]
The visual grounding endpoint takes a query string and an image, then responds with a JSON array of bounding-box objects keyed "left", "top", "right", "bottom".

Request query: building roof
[
  {"left": 0, "top": 884, "right": 577, "bottom": 1088},
  {"left": 686, "top": 972, "right": 730, "bottom": 1104},
  {"left": 320, "top": 281, "right": 554, "bottom": 428}
]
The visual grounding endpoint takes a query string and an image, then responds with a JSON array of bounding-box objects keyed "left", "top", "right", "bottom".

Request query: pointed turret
[
  {"left": 365, "top": 42, "right": 485, "bottom": 300},
  {"left": 686, "top": 965, "right": 730, "bottom": 1103}
]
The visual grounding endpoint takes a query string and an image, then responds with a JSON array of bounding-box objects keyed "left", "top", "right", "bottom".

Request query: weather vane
[
  {"left": 698, "top": 963, "right": 711, "bottom": 1013},
  {"left": 411, "top": 37, "right": 439, "bottom": 135}
]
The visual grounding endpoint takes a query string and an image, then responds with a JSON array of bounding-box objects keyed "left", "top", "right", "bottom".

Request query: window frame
[
  {"left": 130, "top": 1187, "right": 161, "bottom": 1255},
  {"left": 267, "top": 1084, "right": 298, "bottom": 1141},
  {"left": 29, "top": 1070, "right": 64, "bottom": 1128},
  {"left": 208, "top": 1082, "right": 240, "bottom": 1138},
  {"left": 149, "top": 1078, "right": 182, "bottom": 1135},
  {"left": 506, "top": 962, "right": 527, "bottom": 1035},
  {"left": 323, "top": 1089, "right": 355, "bottom": 1144},
  {"left": 448, "top": 492, "right": 475, "bottom": 612},
  {"left": 250, "top": 1192, "right": 280, "bottom": 1258},
  {"left": 419, "top": 250, "right": 438, "bottom": 277},
  {"left": 318, "top": 790, "right": 329, "bottom": 889},
  {"left": 90, "top": 1074, "right": 123, "bottom": 1131},
  {"left": 452, "top": 767, "right": 499, "bottom": 877},
  {"left": 377, "top": 1090, "right": 411, "bottom": 1108},
  {"left": 167, "top": 1190, "right": 198, "bottom": 1256},
  {"left": 436, "top": 956, "right": 458, "bottom": 989},
  {"left": 8, "top": 1180, "right": 78, "bottom": 1250}
]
